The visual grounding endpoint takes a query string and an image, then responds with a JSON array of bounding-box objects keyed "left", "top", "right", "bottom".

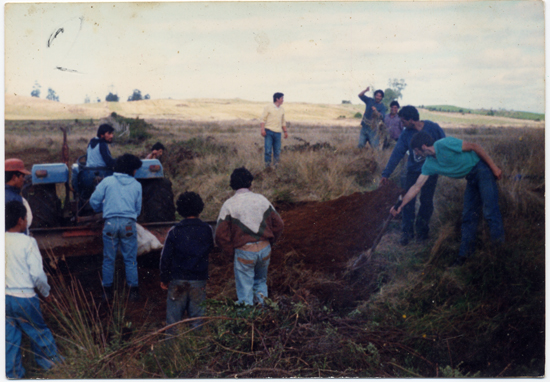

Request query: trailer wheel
[
  {"left": 23, "top": 184, "right": 62, "bottom": 228},
  {"left": 140, "top": 178, "right": 175, "bottom": 223}
]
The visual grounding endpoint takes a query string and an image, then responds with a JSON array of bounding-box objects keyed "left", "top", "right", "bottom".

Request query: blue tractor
[{"left": 24, "top": 157, "right": 175, "bottom": 228}]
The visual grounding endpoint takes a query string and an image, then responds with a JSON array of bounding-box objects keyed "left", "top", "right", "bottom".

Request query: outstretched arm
[
  {"left": 462, "top": 142, "right": 502, "bottom": 180},
  {"left": 390, "top": 174, "right": 429, "bottom": 216}
]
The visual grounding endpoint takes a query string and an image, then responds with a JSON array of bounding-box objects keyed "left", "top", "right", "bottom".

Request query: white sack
[{"left": 136, "top": 223, "right": 163, "bottom": 256}]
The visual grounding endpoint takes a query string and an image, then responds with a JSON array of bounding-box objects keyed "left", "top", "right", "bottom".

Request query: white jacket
[{"left": 5, "top": 232, "right": 50, "bottom": 298}]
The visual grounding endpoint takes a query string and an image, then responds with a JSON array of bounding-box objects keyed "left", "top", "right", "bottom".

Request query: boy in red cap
[{"left": 5, "top": 158, "right": 33, "bottom": 234}]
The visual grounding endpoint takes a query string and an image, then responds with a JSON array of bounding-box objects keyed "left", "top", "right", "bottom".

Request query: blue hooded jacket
[{"left": 89, "top": 173, "right": 142, "bottom": 220}]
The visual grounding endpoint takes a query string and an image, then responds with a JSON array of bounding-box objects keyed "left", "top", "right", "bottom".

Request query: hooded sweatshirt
[
  {"left": 89, "top": 173, "right": 142, "bottom": 220},
  {"left": 87, "top": 137, "right": 115, "bottom": 170}
]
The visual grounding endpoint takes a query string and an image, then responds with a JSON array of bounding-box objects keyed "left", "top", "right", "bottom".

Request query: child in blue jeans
[
  {"left": 160, "top": 192, "right": 213, "bottom": 333},
  {"left": 5, "top": 201, "right": 62, "bottom": 378}
]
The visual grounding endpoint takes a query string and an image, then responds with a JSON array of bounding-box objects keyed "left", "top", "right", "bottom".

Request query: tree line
[{"left": 30, "top": 82, "right": 151, "bottom": 103}]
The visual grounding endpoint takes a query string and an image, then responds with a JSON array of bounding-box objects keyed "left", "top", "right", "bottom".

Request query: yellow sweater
[{"left": 261, "top": 103, "right": 286, "bottom": 133}]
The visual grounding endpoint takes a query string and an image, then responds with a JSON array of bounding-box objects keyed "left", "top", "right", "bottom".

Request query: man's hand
[
  {"left": 493, "top": 166, "right": 503, "bottom": 180},
  {"left": 160, "top": 282, "right": 169, "bottom": 290},
  {"left": 43, "top": 295, "right": 52, "bottom": 303},
  {"left": 380, "top": 177, "right": 390, "bottom": 187},
  {"left": 365, "top": 86, "right": 370, "bottom": 92},
  {"left": 261, "top": 128, "right": 267, "bottom": 137},
  {"left": 283, "top": 131, "right": 288, "bottom": 139},
  {"left": 390, "top": 206, "right": 401, "bottom": 217}
]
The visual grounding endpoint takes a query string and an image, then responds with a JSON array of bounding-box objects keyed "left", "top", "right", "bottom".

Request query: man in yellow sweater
[{"left": 260, "top": 92, "right": 288, "bottom": 167}]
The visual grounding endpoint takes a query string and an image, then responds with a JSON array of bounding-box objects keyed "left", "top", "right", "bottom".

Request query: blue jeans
[
  {"left": 166, "top": 280, "right": 207, "bottom": 333},
  {"left": 357, "top": 123, "right": 379, "bottom": 149},
  {"left": 264, "top": 130, "right": 282, "bottom": 165},
  {"left": 234, "top": 244, "right": 271, "bottom": 305},
  {"left": 102, "top": 217, "right": 139, "bottom": 288},
  {"left": 459, "top": 161, "right": 505, "bottom": 258},
  {"left": 402, "top": 171, "right": 438, "bottom": 239},
  {"left": 6, "top": 295, "right": 61, "bottom": 378}
]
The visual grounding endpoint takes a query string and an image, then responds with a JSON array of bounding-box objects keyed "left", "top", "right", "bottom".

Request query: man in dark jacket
[
  {"left": 86, "top": 124, "right": 115, "bottom": 170},
  {"left": 160, "top": 192, "right": 214, "bottom": 331},
  {"left": 380, "top": 105, "right": 446, "bottom": 245}
]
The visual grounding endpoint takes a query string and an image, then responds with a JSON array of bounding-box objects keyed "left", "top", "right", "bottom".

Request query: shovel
[{"left": 347, "top": 195, "right": 403, "bottom": 271}]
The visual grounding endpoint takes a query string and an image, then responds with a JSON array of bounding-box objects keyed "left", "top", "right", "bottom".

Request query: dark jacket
[
  {"left": 159, "top": 219, "right": 214, "bottom": 283},
  {"left": 5, "top": 185, "right": 23, "bottom": 204},
  {"left": 381, "top": 120, "right": 446, "bottom": 178}
]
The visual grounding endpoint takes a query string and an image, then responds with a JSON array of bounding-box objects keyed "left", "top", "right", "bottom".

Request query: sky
[{"left": 4, "top": 1, "right": 546, "bottom": 113}]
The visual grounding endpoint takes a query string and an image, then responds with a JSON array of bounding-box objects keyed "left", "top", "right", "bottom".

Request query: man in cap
[{"left": 5, "top": 158, "right": 33, "bottom": 233}]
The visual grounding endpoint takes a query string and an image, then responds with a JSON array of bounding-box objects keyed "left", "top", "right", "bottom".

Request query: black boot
[
  {"left": 102, "top": 286, "right": 113, "bottom": 302},
  {"left": 129, "top": 287, "right": 140, "bottom": 302}
]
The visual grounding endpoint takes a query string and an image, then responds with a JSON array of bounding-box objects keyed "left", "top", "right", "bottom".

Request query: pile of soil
[
  {"left": 283, "top": 141, "right": 336, "bottom": 152},
  {"left": 273, "top": 182, "right": 402, "bottom": 272},
  {"left": 49, "top": 182, "right": 404, "bottom": 328}
]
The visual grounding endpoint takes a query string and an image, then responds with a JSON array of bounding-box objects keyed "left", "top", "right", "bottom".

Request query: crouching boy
[
  {"left": 5, "top": 201, "right": 62, "bottom": 378},
  {"left": 160, "top": 192, "right": 214, "bottom": 333}
]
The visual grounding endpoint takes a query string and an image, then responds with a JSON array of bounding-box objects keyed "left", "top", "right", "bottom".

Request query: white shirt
[{"left": 5, "top": 232, "right": 50, "bottom": 298}]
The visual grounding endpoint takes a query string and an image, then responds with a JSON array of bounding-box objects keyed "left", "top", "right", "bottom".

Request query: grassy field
[
  {"left": 6, "top": 94, "right": 544, "bottom": 128},
  {"left": 425, "top": 105, "right": 544, "bottom": 121},
  {"left": 4, "top": 106, "right": 545, "bottom": 377}
]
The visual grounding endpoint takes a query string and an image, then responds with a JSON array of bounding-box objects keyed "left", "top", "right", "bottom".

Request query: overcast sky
[{"left": 4, "top": 1, "right": 546, "bottom": 113}]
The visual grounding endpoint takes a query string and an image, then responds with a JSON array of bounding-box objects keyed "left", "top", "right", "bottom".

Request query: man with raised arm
[
  {"left": 380, "top": 105, "right": 445, "bottom": 245},
  {"left": 390, "top": 132, "right": 504, "bottom": 266},
  {"left": 357, "top": 86, "right": 387, "bottom": 148}
]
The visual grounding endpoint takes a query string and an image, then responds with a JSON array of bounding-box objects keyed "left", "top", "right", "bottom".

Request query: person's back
[
  {"left": 90, "top": 173, "right": 142, "bottom": 220},
  {"left": 160, "top": 219, "right": 213, "bottom": 282},
  {"left": 160, "top": 192, "right": 213, "bottom": 332}
]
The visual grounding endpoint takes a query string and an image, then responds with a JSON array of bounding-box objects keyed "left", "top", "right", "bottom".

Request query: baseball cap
[{"left": 5, "top": 158, "right": 31, "bottom": 175}]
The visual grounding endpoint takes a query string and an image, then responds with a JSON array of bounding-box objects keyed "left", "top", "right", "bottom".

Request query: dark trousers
[
  {"left": 459, "top": 161, "right": 505, "bottom": 257},
  {"left": 402, "top": 171, "right": 438, "bottom": 239}
]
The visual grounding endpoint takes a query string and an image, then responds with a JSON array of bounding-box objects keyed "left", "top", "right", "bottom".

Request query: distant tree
[
  {"left": 106, "top": 92, "right": 119, "bottom": 102},
  {"left": 84, "top": 95, "right": 90, "bottom": 103},
  {"left": 341, "top": 100, "right": 351, "bottom": 104},
  {"left": 31, "top": 81, "right": 41, "bottom": 98},
  {"left": 97, "top": 97, "right": 101, "bottom": 103},
  {"left": 46, "top": 88, "right": 59, "bottom": 102},
  {"left": 382, "top": 78, "right": 407, "bottom": 109},
  {"left": 144, "top": 94, "right": 150, "bottom": 100},
  {"left": 127, "top": 89, "right": 143, "bottom": 101}
]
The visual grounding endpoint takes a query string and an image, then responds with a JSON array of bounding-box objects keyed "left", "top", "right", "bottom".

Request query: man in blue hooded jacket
[
  {"left": 87, "top": 124, "right": 116, "bottom": 170},
  {"left": 90, "top": 154, "right": 142, "bottom": 301}
]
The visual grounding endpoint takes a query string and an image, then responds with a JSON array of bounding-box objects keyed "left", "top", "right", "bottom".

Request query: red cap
[{"left": 5, "top": 158, "right": 31, "bottom": 175}]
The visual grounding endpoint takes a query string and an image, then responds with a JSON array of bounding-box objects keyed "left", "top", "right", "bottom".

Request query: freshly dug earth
[{"left": 49, "top": 182, "right": 403, "bottom": 327}]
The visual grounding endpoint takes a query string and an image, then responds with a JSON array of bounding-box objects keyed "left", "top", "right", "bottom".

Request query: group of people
[
  {"left": 358, "top": 87, "right": 504, "bottom": 265},
  {"left": 5, "top": 89, "right": 506, "bottom": 377}
]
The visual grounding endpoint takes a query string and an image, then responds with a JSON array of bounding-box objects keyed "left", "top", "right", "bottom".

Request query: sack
[{"left": 136, "top": 223, "right": 163, "bottom": 256}]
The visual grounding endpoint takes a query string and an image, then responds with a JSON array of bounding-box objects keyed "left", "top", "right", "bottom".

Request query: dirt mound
[
  {"left": 274, "top": 182, "right": 402, "bottom": 271},
  {"left": 206, "top": 183, "right": 404, "bottom": 309}
]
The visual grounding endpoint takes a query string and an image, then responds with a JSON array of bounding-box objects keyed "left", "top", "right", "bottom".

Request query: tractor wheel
[
  {"left": 139, "top": 178, "right": 176, "bottom": 223},
  {"left": 22, "top": 184, "right": 62, "bottom": 228}
]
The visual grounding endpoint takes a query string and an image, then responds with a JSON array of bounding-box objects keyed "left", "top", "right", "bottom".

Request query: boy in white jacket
[{"left": 5, "top": 201, "right": 61, "bottom": 378}]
